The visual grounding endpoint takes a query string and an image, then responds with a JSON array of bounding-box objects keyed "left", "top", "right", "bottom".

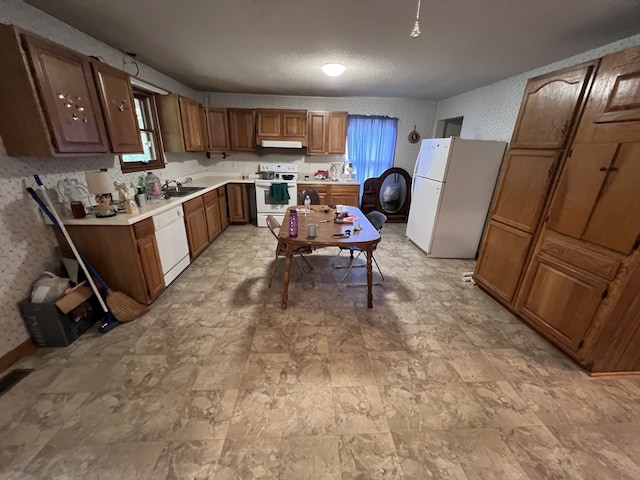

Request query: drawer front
[
  {"left": 540, "top": 230, "right": 622, "bottom": 280},
  {"left": 183, "top": 195, "right": 204, "bottom": 215},
  {"left": 203, "top": 190, "right": 217, "bottom": 206},
  {"left": 133, "top": 217, "right": 154, "bottom": 240},
  {"left": 331, "top": 184, "right": 359, "bottom": 194}
]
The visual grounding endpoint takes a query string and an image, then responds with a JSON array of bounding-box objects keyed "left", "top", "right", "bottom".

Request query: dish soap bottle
[{"left": 145, "top": 171, "right": 161, "bottom": 199}]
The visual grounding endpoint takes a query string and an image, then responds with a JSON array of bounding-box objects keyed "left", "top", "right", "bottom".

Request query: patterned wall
[{"left": 436, "top": 33, "right": 640, "bottom": 142}]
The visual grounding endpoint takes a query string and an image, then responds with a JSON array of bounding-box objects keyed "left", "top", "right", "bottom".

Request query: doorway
[{"left": 436, "top": 116, "right": 464, "bottom": 138}]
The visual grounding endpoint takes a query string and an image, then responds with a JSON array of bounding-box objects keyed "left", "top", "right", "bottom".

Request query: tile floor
[{"left": 2, "top": 223, "right": 640, "bottom": 479}]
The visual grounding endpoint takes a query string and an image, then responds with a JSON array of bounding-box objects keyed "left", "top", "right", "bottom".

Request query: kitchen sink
[{"left": 163, "top": 186, "right": 205, "bottom": 197}]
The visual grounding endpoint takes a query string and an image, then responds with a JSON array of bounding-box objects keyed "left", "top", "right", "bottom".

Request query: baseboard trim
[
  {"left": 0, "top": 340, "right": 36, "bottom": 374},
  {"left": 589, "top": 370, "right": 640, "bottom": 377}
]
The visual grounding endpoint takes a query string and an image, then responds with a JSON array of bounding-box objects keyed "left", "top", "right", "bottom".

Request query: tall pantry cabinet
[{"left": 474, "top": 46, "right": 640, "bottom": 374}]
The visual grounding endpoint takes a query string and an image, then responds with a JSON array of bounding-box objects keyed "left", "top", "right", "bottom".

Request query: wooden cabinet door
[
  {"left": 133, "top": 217, "right": 165, "bottom": 301},
  {"left": 510, "top": 63, "right": 594, "bottom": 149},
  {"left": 227, "top": 183, "right": 249, "bottom": 223},
  {"left": 183, "top": 197, "right": 209, "bottom": 259},
  {"left": 491, "top": 150, "right": 560, "bottom": 233},
  {"left": 218, "top": 187, "right": 229, "bottom": 230},
  {"left": 474, "top": 220, "right": 532, "bottom": 304},
  {"left": 331, "top": 185, "right": 360, "bottom": 207},
  {"left": 592, "top": 48, "right": 640, "bottom": 125},
  {"left": 203, "top": 190, "right": 222, "bottom": 242},
  {"left": 137, "top": 235, "right": 165, "bottom": 300},
  {"left": 582, "top": 143, "right": 640, "bottom": 254},
  {"left": 547, "top": 143, "right": 617, "bottom": 239},
  {"left": 282, "top": 111, "right": 307, "bottom": 138},
  {"left": 204, "top": 106, "right": 229, "bottom": 152},
  {"left": 178, "top": 96, "right": 205, "bottom": 151},
  {"left": 307, "top": 111, "right": 327, "bottom": 154},
  {"left": 518, "top": 254, "right": 608, "bottom": 353},
  {"left": 228, "top": 108, "right": 256, "bottom": 151},
  {"left": 327, "top": 111, "right": 348, "bottom": 154},
  {"left": 256, "top": 110, "right": 280, "bottom": 137},
  {"left": 90, "top": 61, "right": 142, "bottom": 154},
  {"left": 23, "top": 34, "right": 109, "bottom": 154}
]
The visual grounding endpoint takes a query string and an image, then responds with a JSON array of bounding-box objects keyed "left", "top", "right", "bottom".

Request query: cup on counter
[
  {"left": 70, "top": 201, "right": 85, "bottom": 219},
  {"left": 307, "top": 223, "right": 317, "bottom": 238},
  {"left": 304, "top": 175, "right": 310, "bottom": 181}
]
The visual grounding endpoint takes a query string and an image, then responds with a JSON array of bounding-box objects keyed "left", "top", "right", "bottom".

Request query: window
[
  {"left": 119, "top": 88, "right": 165, "bottom": 174},
  {"left": 347, "top": 115, "right": 398, "bottom": 196}
]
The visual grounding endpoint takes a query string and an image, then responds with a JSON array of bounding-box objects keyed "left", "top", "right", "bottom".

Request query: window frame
[{"left": 119, "top": 88, "right": 166, "bottom": 174}]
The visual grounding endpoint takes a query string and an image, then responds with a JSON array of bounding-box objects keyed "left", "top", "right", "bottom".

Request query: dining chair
[
  {"left": 266, "top": 215, "right": 314, "bottom": 288},
  {"left": 332, "top": 210, "right": 387, "bottom": 286},
  {"left": 298, "top": 187, "right": 320, "bottom": 205}
]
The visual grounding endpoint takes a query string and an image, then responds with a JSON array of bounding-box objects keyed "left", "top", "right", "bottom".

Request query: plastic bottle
[
  {"left": 145, "top": 171, "right": 161, "bottom": 199},
  {"left": 289, "top": 209, "right": 298, "bottom": 237},
  {"left": 304, "top": 195, "right": 311, "bottom": 214}
]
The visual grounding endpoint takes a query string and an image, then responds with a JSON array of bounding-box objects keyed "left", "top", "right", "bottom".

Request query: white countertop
[{"left": 61, "top": 173, "right": 255, "bottom": 226}]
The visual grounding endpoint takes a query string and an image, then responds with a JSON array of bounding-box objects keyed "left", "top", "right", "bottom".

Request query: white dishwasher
[{"left": 153, "top": 205, "right": 190, "bottom": 286}]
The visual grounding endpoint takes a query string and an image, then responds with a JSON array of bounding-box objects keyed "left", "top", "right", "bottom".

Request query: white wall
[{"left": 436, "top": 34, "right": 640, "bottom": 142}]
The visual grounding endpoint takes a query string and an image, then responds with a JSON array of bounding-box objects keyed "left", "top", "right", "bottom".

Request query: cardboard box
[{"left": 19, "top": 283, "right": 103, "bottom": 347}]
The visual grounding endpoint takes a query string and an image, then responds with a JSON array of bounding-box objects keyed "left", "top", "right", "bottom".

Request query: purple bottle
[{"left": 289, "top": 210, "right": 298, "bottom": 237}]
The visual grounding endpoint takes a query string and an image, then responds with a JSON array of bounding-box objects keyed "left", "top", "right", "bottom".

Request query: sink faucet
[{"left": 162, "top": 179, "right": 182, "bottom": 190}]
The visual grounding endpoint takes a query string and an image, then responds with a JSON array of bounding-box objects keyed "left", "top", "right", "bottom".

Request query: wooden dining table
[{"left": 278, "top": 205, "right": 381, "bottom": 309}]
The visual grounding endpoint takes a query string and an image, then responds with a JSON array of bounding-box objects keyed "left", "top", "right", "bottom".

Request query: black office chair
[
  {"left": 266, "top": 215, "right": 314, "bottom": 288},
  {"left": 332, "top": 210, "right": 387, "bottom": 286},
  {"left": 298, "top": 188, "right": 320, "bottom": 205}
]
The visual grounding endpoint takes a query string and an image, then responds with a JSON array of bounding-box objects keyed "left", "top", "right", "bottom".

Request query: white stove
[{"left": 255, "top": 163, "right": 299, "bottom": 227}]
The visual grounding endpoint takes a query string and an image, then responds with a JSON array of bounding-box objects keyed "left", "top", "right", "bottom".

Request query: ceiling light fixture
[
  {"left": 321, "top": 63, "right": 346, "bottom": 77},
  {"left": 410, "top": 0, "right": 421, "bottom": 38}
]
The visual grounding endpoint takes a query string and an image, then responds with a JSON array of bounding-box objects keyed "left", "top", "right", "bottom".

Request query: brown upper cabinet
[
  {"left": 255, "top": 109, "right": 307, "bottom": 146},
  {"left": 0, "top": 24, "right": 113, "bottom": 156},
  {"left": 307, "top": 111, "right": 348, "bottom": 155},
  {"left": 157, "top": 94, "right": 205, "bottom": 152},
  {"left": 203, "top": 106, "right": 230, "bottom": 152},
  {"left": 91, "top": 61, "right": 143, "bottom": 154},
  {"left": 510, "top": 63, "right": 594, "bottom": 149},
  {"left": 228, "top": 108, "right": 256, "bottom": 151}
]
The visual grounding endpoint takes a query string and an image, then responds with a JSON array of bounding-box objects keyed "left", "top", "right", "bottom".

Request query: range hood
[{"left": 260, "top": 140, "right": 303, "bottom": 148}]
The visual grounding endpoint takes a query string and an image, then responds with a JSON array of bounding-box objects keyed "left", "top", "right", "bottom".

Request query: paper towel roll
[{"left": 85, "top": 170, "right": 113, "bottom": 195}]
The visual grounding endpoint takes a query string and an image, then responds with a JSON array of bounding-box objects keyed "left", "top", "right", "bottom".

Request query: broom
[{"left": 29, "top": 176, "right": 148, "bottom": 327}]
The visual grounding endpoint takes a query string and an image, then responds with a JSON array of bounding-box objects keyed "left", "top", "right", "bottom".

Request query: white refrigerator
[{"left": 406, "top": 137, "right": 507, "bottom": 258}]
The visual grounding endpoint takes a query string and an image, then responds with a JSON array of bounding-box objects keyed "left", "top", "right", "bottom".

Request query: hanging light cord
[{"left": 410, "top": 0, "right": 422, "bottom": 38}]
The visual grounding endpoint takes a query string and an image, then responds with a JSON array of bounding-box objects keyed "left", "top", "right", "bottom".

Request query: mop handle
[{"left": 30, "top": 178, "right": 110, "bottom": 315}]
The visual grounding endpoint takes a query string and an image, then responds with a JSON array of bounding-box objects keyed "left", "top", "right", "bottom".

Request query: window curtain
[{"left": 347, "top": 115, "right": 398, "bottom": 198}]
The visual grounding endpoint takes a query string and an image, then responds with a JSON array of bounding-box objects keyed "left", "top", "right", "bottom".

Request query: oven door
[{"left": 255, "top": 180, "right": 297, "bottom": 227}]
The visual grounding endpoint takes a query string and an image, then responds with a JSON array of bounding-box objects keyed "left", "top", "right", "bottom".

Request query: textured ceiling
[{"left": 24, "top": 0, "right": 640, "bottom": 100}]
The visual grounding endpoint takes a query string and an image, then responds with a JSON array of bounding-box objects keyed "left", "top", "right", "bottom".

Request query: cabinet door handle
[
  {"left": 600, "top": 166, "right": 619, "bottom": 172},
  {"left": 599, "top": 167, "right": 608, "bottom": 172},
  {"left": 560, "top": 121, "right": 569, "bottom": 137}
]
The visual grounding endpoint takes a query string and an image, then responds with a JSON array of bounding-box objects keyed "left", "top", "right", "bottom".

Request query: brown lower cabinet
[
  {"left": 183, "top": 188, "right": 231, "bottom": 260},
  {"left": 218, "top": 186, "right": 229, "bottom": 231},
  {"left": 474, "top": 220, "right": 532, "bottom": 304},
  {"left": 296, "top": 183, "right": 360, "bottom": 207},
  {"left": 227, "top": 183, "right": 249, "bottom": 224},
  {"left": 516, "top": 253, "right": 608, "bottom": 353},
  {"left": 183, "top": 196, "right": 209, "bottom": 260},
  {"left": 56, "top": 219, "right": 164, "bottom": 305}
]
